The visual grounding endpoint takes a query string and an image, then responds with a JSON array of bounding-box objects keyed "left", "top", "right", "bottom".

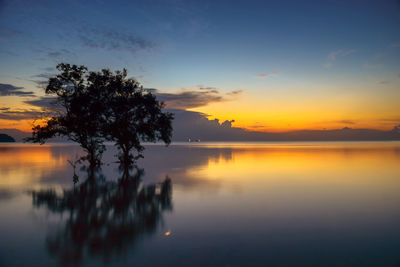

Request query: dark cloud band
[{"left": 0, "top": 83, "right": 35, "bottom": 97}]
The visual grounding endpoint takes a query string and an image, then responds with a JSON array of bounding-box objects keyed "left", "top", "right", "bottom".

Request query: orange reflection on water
[
  {"left": 169, "top": 143, "right": 400, "bottom": 231},
  {"left": 184, "top": 143, "right": 400, "bottom": 201},
  {"left": 0, "top": 145, "right": 69, "bottom": 187}
]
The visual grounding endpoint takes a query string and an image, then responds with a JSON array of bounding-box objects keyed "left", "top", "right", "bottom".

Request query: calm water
[{"left": 0, "top": 142, "right": 400, "bottom": 266}]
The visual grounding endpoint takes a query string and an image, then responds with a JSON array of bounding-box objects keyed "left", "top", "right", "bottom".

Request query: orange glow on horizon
[
  {"left": 1, "top": 81, "right": 399, "bottom": 133},
  {"left": 0, "top": 115, "right": 397, "bottom": 133}
]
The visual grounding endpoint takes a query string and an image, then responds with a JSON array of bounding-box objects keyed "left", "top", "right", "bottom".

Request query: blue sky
[{"left": 0, "top": 0, "right": 399, "bottom": 131}]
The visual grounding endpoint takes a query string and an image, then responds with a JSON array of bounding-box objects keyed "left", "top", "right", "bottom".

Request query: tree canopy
[
  {"left": 28, "top": 63, "right": 173, "bottom": 172},
  {"left": 98, "top": 68, "right": 173, "bottom": 170}
]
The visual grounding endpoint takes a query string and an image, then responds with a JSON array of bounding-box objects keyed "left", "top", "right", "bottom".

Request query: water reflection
[
  {"left": 1, "top": 142, "right": 400, "bottom": 266},
  {"left": 0, "top": 145, "right": 70, "bottom": 187},
  {"left": 30, "top": 169, "right": 172, "bottom": 266}
]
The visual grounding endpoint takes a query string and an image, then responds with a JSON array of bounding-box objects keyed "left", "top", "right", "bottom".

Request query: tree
[
  {"left": 96, "top": 68, "right": 173, "bottom": 172},
  {"left": 27, "top": 64, "right": 107, "bottom": 172},
  {"left": 28, "top": 63, "right": 173, "bottom": 172}
]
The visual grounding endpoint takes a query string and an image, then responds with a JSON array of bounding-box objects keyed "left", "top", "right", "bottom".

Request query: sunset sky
[{"left": 0, "top": 0, "right": 399, "bottom": 132}]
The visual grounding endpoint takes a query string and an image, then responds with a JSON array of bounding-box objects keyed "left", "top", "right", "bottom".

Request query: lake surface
[{"left": 1, "top": 142, "right": 400, "bottom": 266}]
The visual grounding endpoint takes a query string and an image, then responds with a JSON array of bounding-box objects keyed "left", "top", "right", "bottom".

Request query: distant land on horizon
[{"left": 0, "top": 133, "right": 15, "bottom": 142}]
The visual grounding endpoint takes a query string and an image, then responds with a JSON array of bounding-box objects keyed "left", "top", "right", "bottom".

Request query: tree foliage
[
  {"left": 97, "top": 69, "right": 173, "bottom": 170},
  {"left": 27, "top": 63, "right": 173, "bottom": 171}
]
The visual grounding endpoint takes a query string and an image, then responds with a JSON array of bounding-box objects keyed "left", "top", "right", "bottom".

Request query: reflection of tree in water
[{"left": 31, "top": 169, "right": 172, "bottom": 266}]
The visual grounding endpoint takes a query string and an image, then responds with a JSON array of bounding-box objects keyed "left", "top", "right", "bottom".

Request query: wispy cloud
[
  {"left": 256, "top": 72, "right": 278, "bottom": 79},
  {"left": 226, "top": 90, "right": 244, "bottom": 96},
  {"left": 29, "top": 72, "right": 56, "bottom": 87},
  {"left": 41, "top": 67, "right": 55, "bottom": 72},
  {"left": 378, "top": 118, "right": 400, "bottom": 125},
  {"left": 397, "top": 73, "right": 400, "bottom": 78},
  {"left": 0, "top": 109, "right": 43, "bottom": 120},
  {"left": 0, "top": 83, "right": 35, "bottom": 97},
  {"left": 378, "top": 81, "right": 389, "bottom": 85},
  {"left": 31, "top": 73, "right": 54, "bottom": 80},
  {"left": 0, "top": 96, "right": 63, "bottom": 121},
  {"left": 22, "top": 87, "right": 241, "bottom": 118},
  {"left": 337, "top": 120, "right": 356, "bottom": 125},
  {"left": 24, "top": 96, "right": 58, "bottom": 110},
  {"left": 149, "top": 87, "right": 242, "bottom": 109},
  {"left": 152, "top": 89, "right": 224, "bottom": 109},
  {"left": 324, "top": 49, "right": 355, "bottom": 68}
]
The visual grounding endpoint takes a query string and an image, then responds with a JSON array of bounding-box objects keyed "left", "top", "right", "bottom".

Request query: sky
[{"left": 0, "top": 0, "right": 399, "bottom": 133}]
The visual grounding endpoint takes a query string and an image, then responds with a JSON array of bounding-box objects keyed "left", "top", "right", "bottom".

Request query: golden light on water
[
  {"left": 181, "top": 143, "right": 400, "bottom": 201},
  {"left": 0, "top": 145, "right": 69, "bottom": 187}
]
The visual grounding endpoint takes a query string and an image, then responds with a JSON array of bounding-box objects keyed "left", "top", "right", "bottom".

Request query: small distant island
[{"left": 0, "top": 134, "right": 16, "bottom": 142}]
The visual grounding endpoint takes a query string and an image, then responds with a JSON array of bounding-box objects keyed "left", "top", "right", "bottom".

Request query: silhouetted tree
[
  {"left": 94, "top": 68, "right": 173, "bottom": 171},
  {"left": 28, "top": 64, "right": 173, "bottom": 172},
  {"left": 27, "top": 64, "right": 107, "bottom": 173}
]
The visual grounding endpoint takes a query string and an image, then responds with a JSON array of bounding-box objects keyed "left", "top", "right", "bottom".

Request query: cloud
[
  {"left": 0, "top": 109, "right": 43, "bottom": 120},
  {"left": 169, "top": 109, "right": 242, "bottom": 141},
  {"left": 226, "top": 90, "right": 243, "bottom": 96},
  {"left": 256, "top": 72, "right": 278, "bottom": 79},
  {"left": 0, "top": 107, "right": 9, "bottom": 111},
  {"left": 23, "top": 86, "right": 241, "bottom": 117},
  {"left": 198, "top": 86, "right": 219, "bottom": 93},
  {"left": 169, "top": 109, "right": 400, "bottom": 141},
  {"left": 153, "top": 89, "right": 224, "bottom": 109},
  {"left": 31, "top": 73, "right": 54, "bottom": 79},
  {"left": 29, "top": 72, "right": 56, "bottom": 87},
  {"left": 41, "top": 67, "right": 55, "bottom": 72},
  {"left": 324, "top": 49, "right": 355, "bottom": 68},
  {"left": 79, "top": 29, "right": 154, "bottom": 54},
  {"left": 24, "top": 96, "right": 59, "bottom": 110},
  {"left": 150, "top": 87, "right": 242, "bottom": 109},
  {"left": 337, "top": 120, "right": 356, "bottom": 125},
  {"left": 0, "top": 83, "right": 35, "bottom": 97},
  {"left": 397, "top": 73, "right": 400, "bottom": 78}
]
